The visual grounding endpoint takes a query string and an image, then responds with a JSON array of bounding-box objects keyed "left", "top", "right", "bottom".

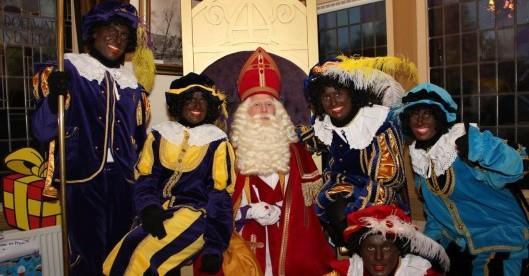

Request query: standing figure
[
  {"left": 399, "top": 83, "right": 529, "bottom": 275},
  {"left": 326, "top": 205, "right": 449, "bottom": 276},
  {"left": 231, "top": 47, "right": 335, "bottom": 276},
  {"left": 103, "top": 73, "right": 234, "bottom": 275},
  {"left": 304, "top": 56, "right": 411, "bottom": 250},
  {"left": 31, "top": 1, "right": 149, "bottom": 275}
]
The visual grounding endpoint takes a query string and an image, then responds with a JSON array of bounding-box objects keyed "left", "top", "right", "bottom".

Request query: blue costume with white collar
[
  {"left": 402, "top": 83, "right": 529, "bottom": 275},
  {"left": 31, "top": 53, "right": 150, "bottom": 275}
]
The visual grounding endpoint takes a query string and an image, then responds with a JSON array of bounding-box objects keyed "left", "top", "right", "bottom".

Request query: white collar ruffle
[
  {"left": 65, "top": 53, "right": 138, "bottom": 89},
  {"left": 409, "top": 123, "right": 467, "bottom": 178},
  {"left": 152, "top": 121, "right": 227, "bottom": 146},
  {"left": 313, "top": 104, "right": 389, "bottom": 150}
]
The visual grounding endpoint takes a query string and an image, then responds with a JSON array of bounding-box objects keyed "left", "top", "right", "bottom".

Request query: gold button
[
  {"left": 182, "top": 148, "right": 186, "bottom": 152},
  {"left": 342, "top": 170, "right": 347, "bottom": 174},
  {"left": 339, "top": 158, "right": 343, "bottom": 162},
  {"left": 117, "top": 119, "right": 121, "bottom": 123},
  {"left": 449, "top": 204, "right": 454, "bottom": 209},
  {"left": 116, "top": 147, "right": 120, "bottom": 151},
  {"left": 178, "top": 159, "right": 182, "bottom": 163},
  {"left": 458, "top": 224, "right": 463, "bottom": 230},
  {"left": 98, "top": 116, "right": 102, "bottom": 120}
]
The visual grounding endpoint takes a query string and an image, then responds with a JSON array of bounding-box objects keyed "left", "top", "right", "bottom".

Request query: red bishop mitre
[{"left": 237, "top": 47, "right": 281, "bottom": 101}]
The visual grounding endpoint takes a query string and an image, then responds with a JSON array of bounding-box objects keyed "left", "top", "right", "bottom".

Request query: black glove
[
  {"left": 140, "top": 205, "right": 173, "bottom": 239},
  {"left": 200, "top": 254, "right": 223, "bottom": 274},
  {"left": 455, "top": 134, "right": 469, "bottom": 159},
  {"left": 325, "top": 196, "right": 348, "bottom": 247},
  {"left": 47, "top": 71, "right": 70, "bottom": 114}
]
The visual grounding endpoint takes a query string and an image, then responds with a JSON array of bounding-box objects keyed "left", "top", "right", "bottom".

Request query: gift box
[{"left": 2, "top": 148, "right": 61, "bottom": 231}]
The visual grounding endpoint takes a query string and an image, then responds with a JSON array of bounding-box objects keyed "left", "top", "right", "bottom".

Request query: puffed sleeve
[
  {"left": 466, "top": 126, "right": 524, "bottom": 188},
  {"left": 134, "top": 132, "right": 163, "bottom": 212},
  {"left": 202, "top": 140, "right": 234, "bottom": 256}
]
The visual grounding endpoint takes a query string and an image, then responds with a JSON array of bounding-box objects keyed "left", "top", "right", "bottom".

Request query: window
[
  {"left": 318, "top": 0, "right": 387, "bottom": 61},
  {"left": 428, "top": 0, "right": 529, "bottom": 145},
  {"left": 0, "top": 0, "right": 73, "bottom": 179}
]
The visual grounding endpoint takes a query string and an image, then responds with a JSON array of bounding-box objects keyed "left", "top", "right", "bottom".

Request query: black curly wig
[
  {"left": 306, "top": 75, "right": 383, "bottom": 121},
  {"left": 85, "top": 17, "right": 138, "bottom": 54},
  {"left": 166, "top": 88, "right": 223, "bottom": 126},
  {"left": 399, "top": 103, "right": 452, "bottom": 145}
]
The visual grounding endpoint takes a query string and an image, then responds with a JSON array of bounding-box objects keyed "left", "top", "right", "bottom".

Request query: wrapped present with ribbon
[{"left": 2, "top": 147, "right": 61, "bottom": 230}]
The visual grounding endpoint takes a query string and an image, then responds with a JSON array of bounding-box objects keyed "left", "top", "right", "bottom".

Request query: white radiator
[{"left": 1, "top": 225, "right": 64, "bottom": 276}]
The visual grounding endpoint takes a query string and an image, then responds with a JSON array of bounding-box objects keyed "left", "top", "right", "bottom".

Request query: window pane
[
  {"left": 461, "top": 1, "right": 477, "bottom": 31},
  {"left": 498, "top": 61, "right": 514, "bottom": 93},
  {"left": 497, "top": 128, "right": 515, "bottom": 142},
  {"left": 429, "top": 7, "right": 444, "bottom": 37},
  {"left": 349, "top": 7, "right": 361, "bottom": 24},
  {"left": 430, "top": 68, "right": 444, "bottom": 87},
  {"left": 350, "top": 25, "right": 362, "bottom": 49},
  {"left": 498, "top": 95, "right": 514, "bottom": 125},
  {"left": 497, "top": 28, "right": 514, "bottom": 60},
  {"left": 480, "top": 63, "right": 496, "bottom": 94},
  {"left": 445, "top": 35, "right": 460, "bottom": 65},
  {"left": 5, "top": 47, "right": 23, "bottom": 77},
  {"left": 480, "top": 30, "right": 496, "bottom": 61},
  {"left": 462, "top": 65, "right": 478, "bottom": 95},
  {"left": 374, "top": 1, "right": 385, "bottom": 21},
  {"left": 519, "top": 59, "right": 529, "bottom": 92},
  {"left": 337, "top": 10, "right": 348, "bottom": 26},
  {"left": 338, "top": 27, "right": 349, "bottom": 53},
  {"left": 40, "top": 0, "right": 55, "bottom": 17},
  {"left": 518, "top": 0, "right": 529, "bottom": 25},
  {"left": 0, "top": 110, "right": 7, "bottom": 139},
  {"left": 518, "top": 26, "right": 529, "bottom": 60},
  {"left": 495, "top": 1, "right": 514, "bottom": 28},
  {"left": 430, "top": 38, "right": 444, "bottom": 66},
  {"left": 322, "top": 29, "right": 337, "bottom": 54},
  {"left": 375, "top": 21, "right": 386, "bottom": 45},
  {"left": 518, "top": 128, "right": 529, "bottom": 147},
  {"left": 428, "top": 0, "right": 443, "bottom": 7},
  {"left": 444, "top": 4, "right": 460, "bottom": 34},
  {"left": 363, "top": 47, "right": 375, "bottom": 57},
  {"left": 375, "top": 46, "right": 387, "bottom": 56},
  {"left": 445, "top": 67, "right": 461, "bottom": 95},
  {"left": 7, "top": 78, "right": 25, "bottom": 108},
  {"left": 361, "top": 3, "right": 376, "bottom": 22},
  {"left": 462, "top": 32, "right": 477, "bottom": 63},
  {"left": 478, "top": 0, "right": 495, "bottom": 29},
  {"left": 517, "top": 95, "right": 529, "bottom": 123},
  {"left": 480, "top": 95, "right": 496, "bottom": 126},
  {"left": 10, "top": 114, "right": 28, "bottom": 139},
  {"left": 463, "top": 96, "right": 479, "bottom": 122},
  {"left": 362, "top": 22, "right": 375, "bottom": 48},
  {"left": 324, "top": 12, "right": 337, "bottom": 29}
]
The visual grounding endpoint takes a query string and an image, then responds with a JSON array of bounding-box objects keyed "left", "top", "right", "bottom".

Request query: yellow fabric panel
[
  {"left": 212, "top": 140, "right": 235, "bottom": 192},
  {"left": 135, "top": 133, "right": 155, "bottom": 178},
  {"left": 123, "top": 208, "right": 204, "bottom": 275},
  {"left": 103, "top": 231, "right": 127, "bottom": 275},
  {"left": 159, "top": 138, "right": 208, "bottom": 172},
  {"left": 157, "top": 234, "right": 204, "bottom": 275},
  {"left": 226, "top": 141, "right": 236, "bottom": 194},
  {"left": 14, "top": 178, "right": 29, "bottom": 230},
  {"left": 42, "top": 201, "right": 61, "bottom": 216},
  {"left": 4, "top": 192, "right": 14, "bottom": 209}
]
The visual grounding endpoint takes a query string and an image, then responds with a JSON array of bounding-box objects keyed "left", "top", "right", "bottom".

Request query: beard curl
[{"left": 231, "top": 99, "right": 298, "bottom": 176}]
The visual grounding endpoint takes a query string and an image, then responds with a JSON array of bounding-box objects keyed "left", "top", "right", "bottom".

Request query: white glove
[{"left": 247, "top": 202, "right": 281, "bottom": 226}]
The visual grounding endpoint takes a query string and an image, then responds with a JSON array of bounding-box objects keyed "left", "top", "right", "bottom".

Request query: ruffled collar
[
  {"left": 409, "top": 123, "right": 466, "bottom": 178},
  {"left": 313, "top": 104, "right": 389, "bottom": 149},
  {"left": 152, "top": 121, "right": 227, "bottom": 146},
  {"left": 65, "top": 53, "right": 138, "bottom": 89}
]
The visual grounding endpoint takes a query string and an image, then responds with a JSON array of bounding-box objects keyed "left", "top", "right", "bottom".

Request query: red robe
[{"left": 232, "top": 143, "right": 336, "bottom": 276}]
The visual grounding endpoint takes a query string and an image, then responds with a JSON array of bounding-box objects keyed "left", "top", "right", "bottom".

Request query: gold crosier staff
[{"left": 55, "top": 0, "right": 69, "bottom": 274}]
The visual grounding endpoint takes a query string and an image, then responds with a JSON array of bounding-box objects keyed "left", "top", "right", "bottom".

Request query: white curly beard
[{"left": 230, "top": 99, "right": 298, "bottom": 176}]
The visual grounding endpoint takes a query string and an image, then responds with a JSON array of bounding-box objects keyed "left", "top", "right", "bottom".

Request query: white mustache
[{"left": 252, "top": 114, "right": 275, "bottom": 120}]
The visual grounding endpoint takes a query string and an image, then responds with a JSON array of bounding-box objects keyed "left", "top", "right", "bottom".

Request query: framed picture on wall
[{"left": 147, "top": 0, "right": 183, "bottom": 75}]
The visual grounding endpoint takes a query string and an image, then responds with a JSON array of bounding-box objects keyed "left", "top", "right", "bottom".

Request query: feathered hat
[
  {"left": 305, "top": 55, "right": 418, "bottom": 108},
  {"left": 343, "top": 205, "right": 450, "bottom": 272},
  {"left": 237, "top": 47, "right": 281, "bottom": 101}
]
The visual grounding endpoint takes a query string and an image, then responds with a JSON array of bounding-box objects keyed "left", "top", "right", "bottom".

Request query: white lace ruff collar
[
  {"left": 65, "top": 53, "right": 138, "bottom": 89},
  {"left": 409, "top": 123, "right": 467, "bottom": 178},
  {"left": 152, "top": 121, "right": 227, "bottom": 146},
  {"left": 313, "top": 104, "right": 389, "bottom": 150}
]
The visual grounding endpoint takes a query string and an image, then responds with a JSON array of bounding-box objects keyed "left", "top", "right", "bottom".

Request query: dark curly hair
[
  {"left": 306, "top": 75, "right": 383, "bottom": 120},
  {"left": 166, "top": 88, "right": 223, "bottom": 125},
  {"left": 84, "top": 17, "right": 137, "bottom": 54},
  {"left": 399, "top": 103, "right": 452, "bottom": 141}
]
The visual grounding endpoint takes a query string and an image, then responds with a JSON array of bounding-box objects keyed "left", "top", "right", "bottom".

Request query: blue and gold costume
[
  {"left": 402, "top": 83, "right": 529, "bottom": 275},
  {"left": 103, "top": 121, "right": 235, "bottom": 275},
  {"left": 313, "top": 107, "right": 408, "bottom": 224},
  {"left": 31, "top": 53, "right": 150, "bottom": 275}
]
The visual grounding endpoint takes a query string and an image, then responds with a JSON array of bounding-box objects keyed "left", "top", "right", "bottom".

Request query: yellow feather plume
[{"left": 132, "top": 25, "right": 156, "bottom": 93}]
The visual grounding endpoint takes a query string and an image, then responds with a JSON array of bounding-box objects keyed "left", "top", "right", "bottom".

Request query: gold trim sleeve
[{"left": 134, "top": 133, "right": 155, "bottom": 179}]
